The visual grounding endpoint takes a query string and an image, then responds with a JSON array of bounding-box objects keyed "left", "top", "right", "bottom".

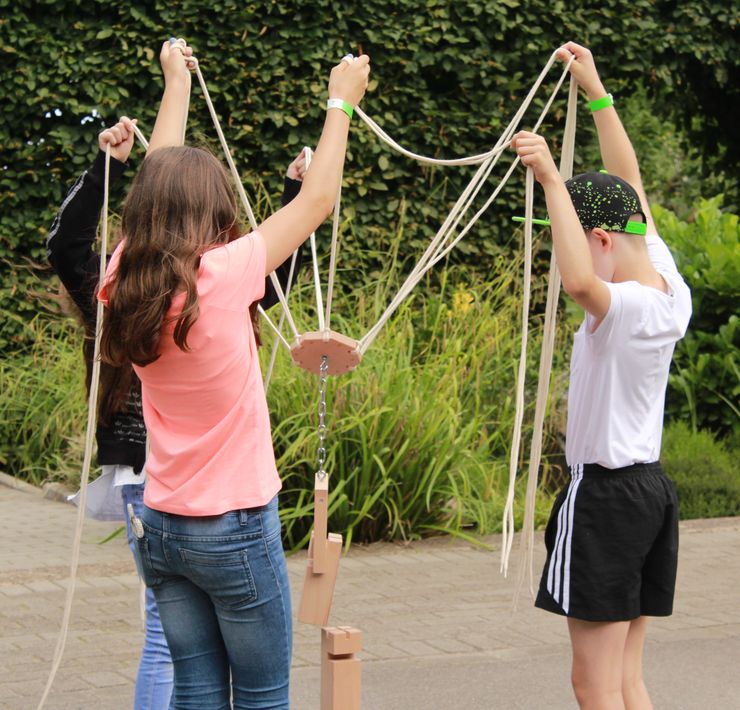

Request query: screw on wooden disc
[{"left": 290, "top": 331, "right": 362, "bottom": 375}]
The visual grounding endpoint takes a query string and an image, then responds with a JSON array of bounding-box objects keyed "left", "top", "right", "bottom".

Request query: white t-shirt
[{"left": 565, "top": 233, "right": 692, "bottom": 468}]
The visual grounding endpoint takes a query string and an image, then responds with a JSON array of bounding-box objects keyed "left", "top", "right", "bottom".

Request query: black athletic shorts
[{"left": 535, "top": 461, "right": 679, "bottom": 622}]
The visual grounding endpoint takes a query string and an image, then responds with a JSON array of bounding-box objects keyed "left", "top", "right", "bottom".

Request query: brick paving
[{"left": 1, "top": 480, "right": 739, "bottom": 709}]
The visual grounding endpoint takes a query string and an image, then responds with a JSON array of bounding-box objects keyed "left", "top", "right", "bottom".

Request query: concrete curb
[
  {"left": 0, "top": 470, "right": 42, "bottom": 495},
  {"left": 0, "top": 470, "right": 74, "bottom": 503}
]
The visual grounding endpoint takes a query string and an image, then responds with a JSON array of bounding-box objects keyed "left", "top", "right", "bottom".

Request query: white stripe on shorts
[
  {"left": 562, "top": 465, "right": 583, "bottom": 613},
  {"left": 547, "top": 476, "right": 572, "bottom": 600},
  {"left": 546, "top": 464, "right": 583, "bottom": 606}
]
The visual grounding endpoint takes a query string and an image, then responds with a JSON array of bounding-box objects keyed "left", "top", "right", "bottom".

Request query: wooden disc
[{"left": 290, "top": 331, "right": 362, "bottom": 375}]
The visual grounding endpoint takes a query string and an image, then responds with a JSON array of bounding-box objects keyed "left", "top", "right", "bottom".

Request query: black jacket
[{"left": 47, "top": 150, "right": 303, "bottom": 474}]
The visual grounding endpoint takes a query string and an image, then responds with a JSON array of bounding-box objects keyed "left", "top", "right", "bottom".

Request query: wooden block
[
  {"left": 313, "top": 476, "right": 329, "bottom": 574},
  {"left": 322, "top": 626, "right": 363, "bottom": 656},
  {"left": 321, "top": 656, "right": 361, "bottom": 710},
  {"left": 297, "top": 533, "right": 343, "bottom": 626}
]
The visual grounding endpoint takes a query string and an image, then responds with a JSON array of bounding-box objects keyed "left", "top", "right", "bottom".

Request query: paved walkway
[{"left": 1, "top": 478, "right": 739, "bottom": 709}]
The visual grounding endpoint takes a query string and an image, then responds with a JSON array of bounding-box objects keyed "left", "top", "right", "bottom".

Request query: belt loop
[{"left": 239, "top": 509, "right": 249, "bottom": 526}]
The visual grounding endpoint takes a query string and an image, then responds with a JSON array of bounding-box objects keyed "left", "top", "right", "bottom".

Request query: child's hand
[
  {"left": 286, "top": 148, "right": 307, "bottom": 181},
  {"left": 556, "top": 42, "right": 606, "bottom": 100},
  {"left": 328, "top": 54, "right": 370, "bottom": 107},
  {"left": 98, "top": 117, "right": 137, "bottom": 163},
  {"left": 511, "top": 132, "right": 560, "bottom": 187},
  {"left": 159, "top": 38, "right": 194, "bottom": 86}
]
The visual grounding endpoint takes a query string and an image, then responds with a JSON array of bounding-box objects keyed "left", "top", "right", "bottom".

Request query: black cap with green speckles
[{"left": 565, "top": 172, "right": 647, "bottom": 235}]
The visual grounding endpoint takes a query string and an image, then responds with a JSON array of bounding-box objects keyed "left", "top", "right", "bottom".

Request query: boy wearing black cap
[{"left": 512, "top": 42, "right": 691, "bottom": 710}]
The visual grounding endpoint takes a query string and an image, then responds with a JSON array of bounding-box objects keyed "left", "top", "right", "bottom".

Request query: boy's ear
[{"left": 590, "top": 227, "right": 613, "bottom": 251}]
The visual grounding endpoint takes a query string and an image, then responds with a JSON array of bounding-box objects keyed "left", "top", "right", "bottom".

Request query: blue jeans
[
  {"left": 122, "top": 484, "right": 174, "bottom": 710},
  {"left": 135, "top": 496, "right": 292, "bottom": 710}
]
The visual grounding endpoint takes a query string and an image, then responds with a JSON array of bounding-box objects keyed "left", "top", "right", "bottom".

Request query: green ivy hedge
[{"left": 1, "top": 0, "right": 737, "bottom": 348}]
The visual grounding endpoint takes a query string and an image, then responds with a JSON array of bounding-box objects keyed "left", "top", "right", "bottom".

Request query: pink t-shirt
[{"left": 99, "top": 231, "right": 281, "bottom": 515}]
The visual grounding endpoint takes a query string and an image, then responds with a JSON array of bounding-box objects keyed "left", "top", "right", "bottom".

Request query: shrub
[
  {"left": 662, "top": 420, "right": 740, "bottom": 520},
  {"left": 654, "top": 197, "right": 739, "bottom": 437}
]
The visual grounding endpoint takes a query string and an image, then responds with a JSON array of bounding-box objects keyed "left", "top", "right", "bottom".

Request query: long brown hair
[{"left": 100, "top": 145, "right": 256, "bottom": 368}]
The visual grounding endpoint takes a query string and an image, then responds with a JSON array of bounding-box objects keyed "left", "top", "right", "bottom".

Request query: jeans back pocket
[
  {"left": 179, "top": 548, "right": 258, "bottom": 610},
  {"left": 135, "top": 537, "right": 163, "bottom": 588}
]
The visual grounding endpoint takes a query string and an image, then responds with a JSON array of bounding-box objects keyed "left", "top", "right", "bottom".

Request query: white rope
[
  {"left": 500, "top": 167, "right": 535, "bottom": 576},
  {"left": 366, "top": 53, "right": 557, "bottom": 281},
  {"left": 427, "top": 56, "right": 573, "bottom": 270},
  {"left": 257, "top": 305, "right": 292, "bottom": 351},
  {"left": 267, "top": 270, "right": 301, "bottom": 342},
  {"left": 360, "top": 56, "right": 573, "bottom": 353},
  {"left": 352, "top": 47, "right": 562, "bottom": 169},
  {"left": 190, "top": 60, "right": 258, "bottom": 231},
  {"left": 304, "top": 148, "right": 327, "bottom": 332},
  {"left": 132, "top": 123, "right": 149, "bottom": 150},
  {"left": 37, "top": 146, "right": 112, "bottom": 710},
  {"left": 358, "top": 54, "right": 575, "bottom": 355},
  {"left": 139, "top": 578, "right": 147, "bottom": 629},
  {"left": 358, "top": 156, "right": 496, "bottom": 355},
  {"left": 509, "top": 76, "right": 579, "bottom": 602},
  {"left": 189, "top": 59, "right": 303, "bottom": 346},
  {"left": 189, "top": 49, "right": 576, "bottom": 373},
  {"left": 355, "top": 105, "right": 505, "bottom": 167},
  {"left": 263, "top": 248, "right": 299, "bottom": 390},
  {"left": 384, "top": 56, "right": 573, "bottom": 317},
  {"left": 323, "top": 177, "right": 343, "bottom": 332}
]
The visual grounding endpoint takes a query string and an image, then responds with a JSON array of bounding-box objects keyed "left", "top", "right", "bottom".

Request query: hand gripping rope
[{"left": 39, "top": 45, "right": 578, "bottom": 706}]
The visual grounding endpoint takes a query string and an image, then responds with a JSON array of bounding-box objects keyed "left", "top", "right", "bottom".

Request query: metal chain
[{"left": 316, "top": 355, "right": 329, "bottom": 481}]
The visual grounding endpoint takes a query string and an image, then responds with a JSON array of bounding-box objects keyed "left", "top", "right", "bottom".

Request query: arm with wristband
[
  {"left": 258, "top": 54, "right": 370, "bottom": 275},
  {"left": 556, "top": 41, "right": 657, "bottom": 235}
]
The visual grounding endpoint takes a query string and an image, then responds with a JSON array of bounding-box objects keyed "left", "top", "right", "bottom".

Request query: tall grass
[{"left": 0, "top": 317, "right": 87, "bottom": 486}]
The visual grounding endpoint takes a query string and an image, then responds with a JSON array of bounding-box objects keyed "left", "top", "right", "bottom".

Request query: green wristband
[
  {"left": 326, "top": 98, "right": 353, "bottom": 119},
  {"left": 589, "top": 93, "right": 614, "bottom": 112}
]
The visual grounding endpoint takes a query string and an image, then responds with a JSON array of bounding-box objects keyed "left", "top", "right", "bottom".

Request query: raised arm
[
  {"left": 512, "top": 132, "right": 611, "bottom": 319},
  {"left": 557, "top": 41, "right": 656, "bottom": 234},
  {"left": 47, "top": 118, "right": 137, "bottom": 325},
  {"left": 146, "top": 39, "right": 193, "bottom": 156},
  {"left": 258, "top": 56, "right": 370, "bottom": 275}
]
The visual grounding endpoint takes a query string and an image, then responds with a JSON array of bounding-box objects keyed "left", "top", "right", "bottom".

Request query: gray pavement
[{"left": 1, "top": 477, "right": 739, "bottom": 710}]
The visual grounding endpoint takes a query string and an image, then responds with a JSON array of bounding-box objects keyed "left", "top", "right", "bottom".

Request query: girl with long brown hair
[
  {"left": 48, "top": 112, "right": 308, "bottom": 708},
  {"left": 98, "top": 39, "right": 369, "bottom": 708}
]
